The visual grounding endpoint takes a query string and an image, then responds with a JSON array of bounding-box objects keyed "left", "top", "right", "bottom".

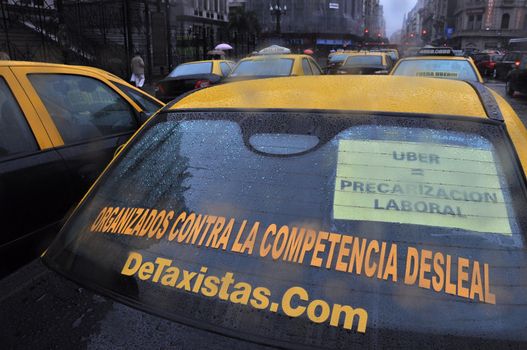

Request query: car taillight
[{"left": 194, "top": 80, "right": 210, "bottom": 89}]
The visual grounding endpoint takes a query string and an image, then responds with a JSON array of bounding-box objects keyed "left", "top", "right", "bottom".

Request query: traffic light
[{"left": 421, "top": 28, "right": 430, "bottom": 42}]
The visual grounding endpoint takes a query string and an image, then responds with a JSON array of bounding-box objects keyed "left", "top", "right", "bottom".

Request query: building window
[
  {"left": 467, "top": 15, "right": 474, "bottom": 30},
  {"left": 475, "top": 15, "right": 482, "bottom": 30},
  {"left": 501, "top": 13, "right": 510, "bottom": 29}
]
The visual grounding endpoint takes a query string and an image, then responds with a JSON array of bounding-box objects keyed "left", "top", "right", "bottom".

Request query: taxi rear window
[
  {"left": 44, "top": 111, "right": 527, "bottom": 348},
  {"left": 329, "top": 54, "right": 348, "bottom": 63},
  {"left": 344, "top": 55, "right": 383, "bottom": 66},
  {"left": 168, "top": 62, "right": 212, "bottom": 77},
  {"left": 230, "top": 58, "right": 293, "bottom": 77},
  {"left": 393, "top": 59, "right": 479, "bottom": 82}
]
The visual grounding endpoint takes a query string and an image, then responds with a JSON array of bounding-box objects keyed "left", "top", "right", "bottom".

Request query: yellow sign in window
[
  {"left": 333, "top": 140, "right": 513, "bottom": 235},
  {"left": 415, "top": 71, "right": 459, "bottom": 78}
]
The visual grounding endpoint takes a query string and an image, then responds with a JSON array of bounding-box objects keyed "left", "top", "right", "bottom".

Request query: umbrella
[
  {"left": 258, "top": 45, "right": 291, "bottom": 55},
  {"left": 207, "top": 50, "right": 225, "bottom": 56},
  {"left": 215, "top": 43, "right": 233, "bottom": 50},
  {"left": 303, "top": 49, "right": 314, "bottom": 55}
]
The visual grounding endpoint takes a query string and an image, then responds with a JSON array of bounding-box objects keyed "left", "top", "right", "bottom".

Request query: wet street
[{"left": 486, "top": 80, "right": 527, "bottom": 123}]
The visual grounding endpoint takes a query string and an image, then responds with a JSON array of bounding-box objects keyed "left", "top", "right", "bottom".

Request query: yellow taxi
[
  {"left": 38, "top": 75, "right": 527, "bottom": 348},
  {"left": 228, "top": 54, "right": 322, "bottom": 79},
  {"left": 391, "top": 47, "right": 484, "bottom": 83},
  {"left": 155, "top": 59, "right": 235, "bottom": 102},
  {"left": 0, "top": 61, "right": 163, "bottom": 274},
  {"left": 335, "top": 51, "right": 395, "bottom": 75}
]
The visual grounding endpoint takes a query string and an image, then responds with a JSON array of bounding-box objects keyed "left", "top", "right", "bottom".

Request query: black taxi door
[{"left": 0, "top": 67, "right": 72, "bottom": 275}]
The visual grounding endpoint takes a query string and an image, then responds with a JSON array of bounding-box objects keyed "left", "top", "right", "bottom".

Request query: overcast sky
[{"left": 380, "top": 0, "right": 417, "bottom": 37}]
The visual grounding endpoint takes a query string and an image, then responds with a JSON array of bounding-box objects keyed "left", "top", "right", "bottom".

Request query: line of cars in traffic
[
  {"left": 156, "top": 46, "right": 508, "bottom": 102},
  {"left": 2, "top": 44, "right": 527, "bottom": 348},
  {"left": 469, "top": 49, "right": 527, "bottom": 97}
]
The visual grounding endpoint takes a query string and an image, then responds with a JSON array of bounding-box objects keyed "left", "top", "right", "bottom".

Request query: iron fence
[{"left": 0, "top": 0, "right": 150, "bottom": 78}]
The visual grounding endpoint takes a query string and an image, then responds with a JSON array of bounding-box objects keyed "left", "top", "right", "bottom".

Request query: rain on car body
[
  {"left": 7, "top": 75, "right": 523, "bottom": 348},
  {"left": 0, "top": 61, "right": 163, "bottom": 274}
]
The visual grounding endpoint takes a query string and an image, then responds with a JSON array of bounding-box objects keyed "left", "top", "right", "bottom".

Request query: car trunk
[
  {"left": 44, "top": 110, "right": 527, "bottom": 349},
  {"left": 339, "top": 65, "right": 386, "bottom": 75},
  {"left": 156, "top": 74, "right": 221, "bottom": 102}
]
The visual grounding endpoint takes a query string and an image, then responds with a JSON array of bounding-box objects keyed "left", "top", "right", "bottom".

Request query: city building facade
[
  {"left": 1, "top": 0, "right": 388, "bottom": 77},
  {"left": 419, "top": 0, "right": 450, "bottom": 44},
  {"left": 241, "top": 0, "right": 365, "bottom": 50},
  {"left": 402, "top": 0, "right": 527, "bottom": 50},
  {"left": 173, "top": 0, "right": 230, "bottom": 64},
  {"left": 402, "top": 0, "right": 426, "bottom": 45},
  {"left": 450, "top": 0, "right": 527, "bottom": 50},
  {"left": 364, "top": 0, "right": 386, "bottom": 38}
]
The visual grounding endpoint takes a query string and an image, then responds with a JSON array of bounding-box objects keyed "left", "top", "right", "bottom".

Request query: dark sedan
[
  {"left": 494, "top": 51, "right": 526, "bottom": 81},
  {"left": 506, "top": 55, "right": 527, "bottom": 96},
  {"left": 155, "top": 60, "right": 234, "bottom": 102},
  {"left": 336, "top": 53, "right": 394, "bottom": 75},
  {"left": 325, "top": 53, "right": 351, "bottom": 74}
]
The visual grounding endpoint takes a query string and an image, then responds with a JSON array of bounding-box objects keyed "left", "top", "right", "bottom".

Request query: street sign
[
  {"left": 316, "top": 39, "right": 344, "bottom": 45},
  {"left": 329, "top": 3, "right": 339, "bottom": 10},
  {"left": 446, "top": 27, "right": 454, "bottom": 39}
]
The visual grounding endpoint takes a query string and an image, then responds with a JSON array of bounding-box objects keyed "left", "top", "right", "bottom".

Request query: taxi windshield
[
  {"left": 168, "top": 62, "right": 213, "bottom": 77},
  {"left": 393, "top": 59, "right": 479, "bottom": 82},
  {"left": 344, "top": 55, "right": 383, "bottom": 66},
  {"left": 230, "top": 58, "right": 294, "bottom": 77},
  {"left": 44, "top": 110, "right": 527, "bottom": 348}
]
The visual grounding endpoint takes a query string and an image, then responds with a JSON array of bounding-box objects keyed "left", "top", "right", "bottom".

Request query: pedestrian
[
  {"left": 0, "top": 52, "right": 10, "bottom": 60},
  {"left": 130, "top": 51, "right": 145, "bottom": 88}
]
